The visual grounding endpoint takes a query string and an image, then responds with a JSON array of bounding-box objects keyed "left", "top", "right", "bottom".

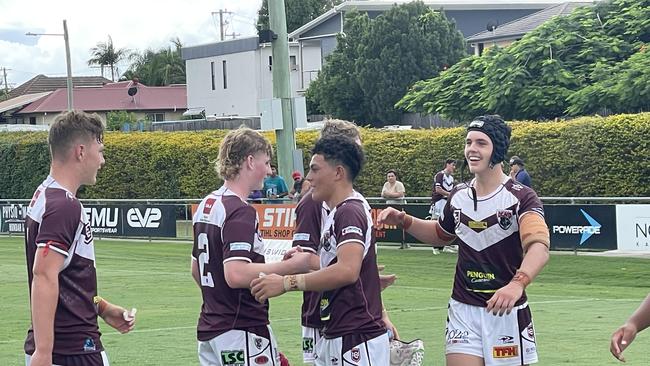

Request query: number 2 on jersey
[{"left": 197, "top": 233, "right": 215, "bottom": 287}]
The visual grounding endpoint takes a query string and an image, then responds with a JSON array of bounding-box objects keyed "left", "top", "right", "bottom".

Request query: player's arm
[
  {"left": 435, "top": 186, "right": 449, "bottom": 197},
  {"left": 486, "top": 211, "right": 550, "bottom": 315},
  {"left": 611, "top": 293, "right": 650, "bottom": 362},
  {"left": 191, "top": 258, "right": 201, "bottom": 287},
  {"left": 30, "top": 247, "right": 65, "bottom": 362},
  {"left": 95, "top": 296, "right": 136, "bottom": 334},
  {"left": 224, "top": 254, "right": 312, "bottom": 289},
  {"left": 377, "top": 207, "right": 454, "bottom": 245}
]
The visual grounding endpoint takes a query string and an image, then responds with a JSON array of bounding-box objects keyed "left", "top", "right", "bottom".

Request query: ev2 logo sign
[{"left": 126, "top": 208, "right": 162, "bottom": 228}]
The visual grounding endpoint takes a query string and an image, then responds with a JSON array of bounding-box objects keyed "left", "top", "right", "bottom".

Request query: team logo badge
[
  {"left": 254, "top": 337, "right": 263, "bottom": 350},
  {"left": 83, "top": 337, "right": 96, "bottom": 352},
  {"left": 453, "top": 209, "right": 462, "bottom": 229},
  {"left": 321, "top": 230, "right": 333, "bottom": 251},
  {"left": 496, "top": 209, "right": 513, "bottom": 230},
  {"left": 351, "top": 347, "right": 361, "bottom": 362}
]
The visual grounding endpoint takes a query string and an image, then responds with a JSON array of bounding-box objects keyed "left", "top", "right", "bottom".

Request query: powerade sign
[
  {"left": 544, "top": 205, "right": 617, "bottom": 250},
  {"left": 84, "top": 204, "right": 176, "bottom": 237}
]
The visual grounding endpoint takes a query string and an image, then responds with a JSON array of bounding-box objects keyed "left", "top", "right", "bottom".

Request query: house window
[
  {"left": 290, "top": 55, "right": 298, "bottom": 71},
  {"left": 29, "top": 117, "right": 36, "bottom": 125},
  {"left": 222, "top": 60, "right": 228, "bottom": 89},
  {"left": 146, "top": 113, "right": 164, "bottom": 122},
  {"left": 211, "top": 61, "right": 215, "bottom": 90},
  {"left": 268, "top": 55, "right": 273, "bottom": 71}
]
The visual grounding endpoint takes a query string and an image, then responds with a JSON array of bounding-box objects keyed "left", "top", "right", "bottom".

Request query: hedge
[{"left": 1, "top": 113, "right": 649, "bottom": 199}]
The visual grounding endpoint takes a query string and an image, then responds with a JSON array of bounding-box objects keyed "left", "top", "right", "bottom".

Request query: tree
[
  {"left": 257, "top": 0, "right": 343, "bottom": 34},
  {"left": 308, "top": 1, "right": 467, "bottom": 126},
  {"left": 398, "top": 0, "right": 650, "bottom": 121},
  {"left": 123, "top": 38, "right": 185, "bottom": 86},
  {"left": 88, "top": 35, "right": 130, "bottom": 82}
]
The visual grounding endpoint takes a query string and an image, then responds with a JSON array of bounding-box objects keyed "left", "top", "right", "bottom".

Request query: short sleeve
[
  {"left": 435, "top": 172, "right": 443, "bottom": 187},
  {"left": 396, "top": 181, "right": 405, "bottom": 193},
  {"left": 438, "top": 195, "right": 456, "bottom": 236},
  {"left": 292, "top": 194, "right": 322, "bottom": 253},
  {"left": 222, "top": 205, "right": 258, "bottom": 262},
  {"left": 35, "top": 193, "right": 81, "bottom": 256},
  {"left": 333, "top": 203, "right": 368, "bottom": 248},
  {"left": 517, "top": 188, "right": 544, "bottom": 220}
]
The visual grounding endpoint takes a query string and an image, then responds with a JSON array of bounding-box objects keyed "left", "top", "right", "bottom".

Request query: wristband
[
  {"left": 283, "top": 274, "right": 306, "bottom": 292},
  {"left": 510, "top": 270, "right": 532, "bottom": 289},
  {"left": 94, "top": 295, "right": 108, "bottom": 316}
]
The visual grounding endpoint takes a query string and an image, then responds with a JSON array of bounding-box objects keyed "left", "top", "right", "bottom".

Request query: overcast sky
[{"left": 0, "top": 0, "right": 263, "bottom": 88}]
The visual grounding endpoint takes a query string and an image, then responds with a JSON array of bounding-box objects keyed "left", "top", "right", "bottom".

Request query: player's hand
[
  {"left": 250, "top": 273, "right": 285, "bottom": 303},
  {"left": 284, "top": 251, "right": 316, "bottom": 273},
  {"left": 283, "top": 245, "right": 304, "bottom": 261},
  {"left": 486, "top": 282, "right": 523, "bottom": 316},
  {"left": 101, "top": 304, "right": 136, "bottom": 334},
  {"left": 610, "top": 322, "right": 638, "bottom": 362},
  {"left": 382, "top": 312, "right": 400, "bottom": 341},
  {"left": 29, "top": 349, "right": 52, "bottom": 366},
  {"left": 377, "top": 207, "right": 404, "bottom": 227},
  {"left": 379, "top": 274, "right": 397, "bottom": 291}
]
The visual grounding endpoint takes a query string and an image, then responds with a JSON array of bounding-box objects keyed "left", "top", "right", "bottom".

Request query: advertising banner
[
  {"left": 0, "top": 204, "right": 27, "bottom": 233},
  {"left": 616, "top": 205, "right": 650, "bottom": 251},
  {"left": 84, "top": 204, "right": 177, "bottom": 237},
  {"left": 544, "top": 205, "right": 617, "bottom": 250}
]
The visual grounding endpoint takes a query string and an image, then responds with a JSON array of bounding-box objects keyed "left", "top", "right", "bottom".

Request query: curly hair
[
  {"left": 49, "top": 110, "right": 104, "bottom": 161},
  {"left": 320, "top": 119, "right": 361, "bottom": 141},
  {"left": 312, "top": 136, "right": 365, "bottom": 181},
  {"left": 216, "top": 127, "right": 273, "bottom": 180}
]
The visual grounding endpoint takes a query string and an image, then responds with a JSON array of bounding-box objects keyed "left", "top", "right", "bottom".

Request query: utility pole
[
  {"left": 213, "top": 9, "right": 236, "bottom": 41},
  {"left": 1, "top": 67, "right": 9, "bottom": 98},
  {"left": 268, "top": 0, "right": 296, "bottom": 183}
]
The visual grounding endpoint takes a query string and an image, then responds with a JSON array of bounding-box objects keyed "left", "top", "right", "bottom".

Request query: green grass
[{"left": 2, "top": 235, "right": 649, "bottom": 365}]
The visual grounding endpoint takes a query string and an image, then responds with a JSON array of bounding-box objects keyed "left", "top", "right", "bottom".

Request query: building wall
[
  {"left": 473, "top": 39, "right": 516, "bottom": 56},
  {"left": 18, "top": 110, "right": 183, "bottom": 126},
  {"left": 299, "top": 41, "right": 323, "bottom": 90}
]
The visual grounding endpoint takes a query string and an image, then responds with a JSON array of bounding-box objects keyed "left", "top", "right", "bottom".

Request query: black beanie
[{"left": 467, "top": 115, "right": 511, "bottom": 167}]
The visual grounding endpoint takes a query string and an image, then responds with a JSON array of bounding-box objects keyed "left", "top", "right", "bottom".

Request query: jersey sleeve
[
  {"left": 333, "top": 203, "right": 368, "bottom": 248},
  {"left": 434, "top": 172, "right": 443, "bottom": 187},
  {"left": 222, "top": 205, "right": 258, "bottom": 263},
  {"left": 292, "top": 194, "right": 321, "bottom": 253},
  {"left": 35, "top": 193, "right": 81, "bottom": 257},
  {"left": 517, "top": 188, "right": 545, "bottom": 220},
  {"left": 437, "top": 193, "right": 456, "bottom": 236}
]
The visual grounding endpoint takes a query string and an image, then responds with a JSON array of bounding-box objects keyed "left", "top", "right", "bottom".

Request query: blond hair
[
  {"left": 48, "top": 110, "right": 104, "bottom": 161},
  {"left": 319, "top": 119, "right": 361, "bottom": 141},
  {"left": 216, "top": 127, "right": 273, "bottom": 180}
]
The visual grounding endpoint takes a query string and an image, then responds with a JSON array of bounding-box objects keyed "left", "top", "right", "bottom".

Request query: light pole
[{"left": 26, "top": 20, "right": 73, "bottom": 111}]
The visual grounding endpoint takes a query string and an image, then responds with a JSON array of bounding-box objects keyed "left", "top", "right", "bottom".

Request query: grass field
[{"left": 2, "top": 235, "right": 649, "bottom": 366}]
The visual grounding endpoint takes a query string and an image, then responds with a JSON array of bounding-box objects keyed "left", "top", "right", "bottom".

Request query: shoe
[
  {"left": 443, "top": 246, "right": 458, "bottom": 253},
  {"left": 432, "top": 248, "right": 440, "bottom": 255}
]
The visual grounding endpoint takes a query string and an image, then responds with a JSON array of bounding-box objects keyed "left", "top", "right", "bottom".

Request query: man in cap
[{"left": 509, "top": 156, "right": 532, "bottom": 188}]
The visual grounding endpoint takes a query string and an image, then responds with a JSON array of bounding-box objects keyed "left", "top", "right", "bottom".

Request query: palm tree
[
  {"left": 88, "top": 35, "right": 130, "bottom": 81},
  {"left": 123, "top": 38, "right": 186, "bottom": 86}
]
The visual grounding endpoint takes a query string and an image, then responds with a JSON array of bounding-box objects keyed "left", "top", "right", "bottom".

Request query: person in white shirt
[{"left": 381, "top": 169, "right": 406, "bottom": 204}]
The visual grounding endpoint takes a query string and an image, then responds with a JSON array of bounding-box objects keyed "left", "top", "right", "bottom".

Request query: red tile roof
[
  {"left": 18, "top": 82, "right": 187, "bottom": 114},
  {"left": 8, "top": 74, "right": 112, "bottom": 99}
]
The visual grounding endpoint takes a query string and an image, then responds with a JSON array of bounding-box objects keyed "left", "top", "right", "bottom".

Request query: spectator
[
  {"left": 288, "top": 171, "right": 310, "bottom": 202},
  {"left": 381, "top": 169, "right": 406, "bottom": 204},
  {"left": 430, "top": 159, "right": 457, "bottom": 255},
  {"left": 509, "top": 156, "right": 532, "bottom": 187},
  {"left": 248, "top": 189, "right": 265, "bottom": 204},
  {"left": 263, "top": 164, "right": 289, "bottom": 200}
]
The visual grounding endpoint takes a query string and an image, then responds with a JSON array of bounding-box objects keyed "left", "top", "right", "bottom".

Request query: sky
[{"left": 0, "top": 0, "right": 264, "bottom": 88}]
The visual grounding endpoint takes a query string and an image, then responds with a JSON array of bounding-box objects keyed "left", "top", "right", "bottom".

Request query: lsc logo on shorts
[{"left": 221, "top": 350, "right": 245, "bottom": 365}]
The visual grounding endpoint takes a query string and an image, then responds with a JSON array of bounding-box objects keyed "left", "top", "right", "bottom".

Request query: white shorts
[
  {"left": 315, "top": 332, "right": 389, "bottom": 366},
  {"left": 445, "top": 299, "right": 538, "bottom": 366},
  {"left": 198, "top": 325, "right": 279, "bottom": 366},
  {"left": 302, "top": 326, "right": 324, "bottom": 364},
  {"left": 26, "top": 351, "right": 110, "bottom": 366},
  {"left": 432, "top": 199, "right": 447, "bottom": 219}
]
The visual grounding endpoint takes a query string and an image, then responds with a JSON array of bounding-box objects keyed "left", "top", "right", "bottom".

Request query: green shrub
[{"left": 1, "top": 113, "right": 649, "bottom": 199}]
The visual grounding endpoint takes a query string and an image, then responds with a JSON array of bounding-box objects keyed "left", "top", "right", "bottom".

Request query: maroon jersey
[
  {"left": 292, "top": 190, "right": 326, "bottom": 328},
  {"left": 192, "top": 186, "right": 268, "bottom": 341},
  {"left": 438, "top": 176, "right": 545, "bottom": 307},
  {"left": 431, "top": 170, "right": 455, "bottom": 204},
  {"left": 318, "top": 195, "right": 385, "bottom": 339},
  {"left": 24, "top": 176, "right": 103, "bottom": 356}
]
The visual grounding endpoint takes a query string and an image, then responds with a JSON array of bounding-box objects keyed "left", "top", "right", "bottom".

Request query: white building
[{"left": 182, "top": 37, "right": 302, "bottom": 118}]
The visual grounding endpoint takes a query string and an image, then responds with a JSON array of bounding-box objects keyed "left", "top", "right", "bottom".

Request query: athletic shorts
[
  {"left": 26, "top": 351, "right": 109, "bottom": 366},
  {"left": 315, "top": 332, "right": 389, "bottom": 366},
  {"left": 197, "top": 325, "right": 279, "bottom": 366},
  {"left": 302, "top": 326, "right": 324, "bottom": 364},
  {"left": 445, "top": 298, "right": 538, "bottom": 366}
]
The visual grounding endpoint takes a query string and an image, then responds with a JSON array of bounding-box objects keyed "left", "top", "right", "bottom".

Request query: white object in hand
[{"left": 123, "top": 308, "right": 137, "bottom": 321}]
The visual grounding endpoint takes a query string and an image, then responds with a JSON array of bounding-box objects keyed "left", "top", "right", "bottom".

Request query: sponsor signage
[
  {"left": 1, "top": 204, "right": 27, "bottom": 233},
  {"left": 544, "top": 205, "right": 617, "bottom": 250},
  {"left": 84, "top": 204, "right": 176, "bottom": 237},
  {"left": 616, "top": 205, "right": 650, "bottom": 251},
  {"left": 370, "top": 203, "right": 431, "bottom": 244}
]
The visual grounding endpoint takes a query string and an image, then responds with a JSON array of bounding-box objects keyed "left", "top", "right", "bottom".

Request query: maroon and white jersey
[
  {"left": 24, "top": 176, "right": 102, "bottom": 356},
  {"left": 192, "top": 186, "right": 268, "bottom": 341},
  {"left": 318, "top": 195, "right": 385, "bottom": 339},
  {"left": 431, "top": 170, "right": 454, "bottom": 204},
  {"left": 292, "top": 190, "right": 327, "bottom": 329},
  {"left": 438, "top": 176, "right": 545, "bottom": 307}
]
